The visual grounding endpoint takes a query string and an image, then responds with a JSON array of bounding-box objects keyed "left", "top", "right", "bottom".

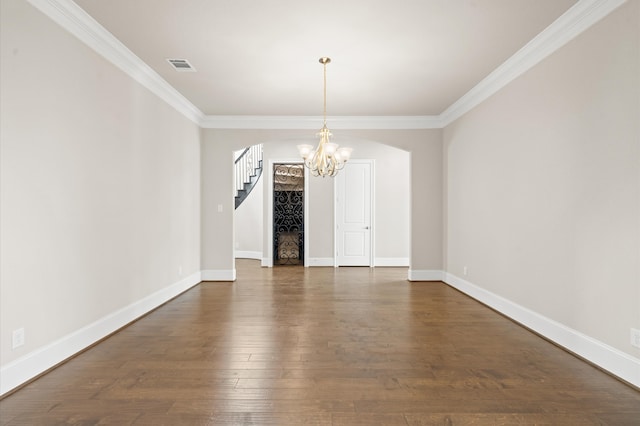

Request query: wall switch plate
[
  {"left": 631, "top": 328, "right": 640, "bottom": 349},
  {"left": 12, "top": 328, "right": 25, "bottom": 349}
]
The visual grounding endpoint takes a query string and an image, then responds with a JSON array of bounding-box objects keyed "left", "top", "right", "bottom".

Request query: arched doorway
[{"left": 233, "top": 138, "right": 410, "bottom": 270}]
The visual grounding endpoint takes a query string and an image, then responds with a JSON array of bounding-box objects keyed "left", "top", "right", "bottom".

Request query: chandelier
[{"left": 297, "top": 57, "right": 352, "bottom": 177}]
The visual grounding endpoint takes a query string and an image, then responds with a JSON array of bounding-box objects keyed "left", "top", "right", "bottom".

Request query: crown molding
[
  {"left": 26, "top": 0, "right": 205, "bottom": 125},
  {"left": 199, "top": 115, "right": 443, "bottom": 129},
  {"left": 439, "top": 0, "right": 627, "bottom": 126},
  {"left": 28, "top": 0, "right": 626, "bottom": 130}
]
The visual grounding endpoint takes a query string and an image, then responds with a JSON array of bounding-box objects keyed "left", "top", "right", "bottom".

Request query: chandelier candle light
[{"left": 297, "top": 57, "right": 352, "bottom": 177}]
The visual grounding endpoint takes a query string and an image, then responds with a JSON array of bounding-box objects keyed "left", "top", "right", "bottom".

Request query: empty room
[{"left": 1, "top": 0, "right": 639, "bottom": 424}]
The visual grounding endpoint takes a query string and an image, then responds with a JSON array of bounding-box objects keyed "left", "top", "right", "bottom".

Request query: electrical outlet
[
  {"left": 12, "top": 328, "right": 25, "bottom": 349},
  {"left": 463, "top": 266, "right": 468, "bottom": 276},
  {"left": 631, "top": 328, "right": 640, "bottom": 349},
  {"left": 178, "top": 265, "right": 183, "bottom": 276}
]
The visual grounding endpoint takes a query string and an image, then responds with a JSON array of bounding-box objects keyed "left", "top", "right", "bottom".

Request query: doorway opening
[{"left": 273, "top": 164, "right": 304, "bottom": 266}]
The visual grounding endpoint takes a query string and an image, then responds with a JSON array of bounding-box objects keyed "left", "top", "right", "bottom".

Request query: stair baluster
[{"left": 234, "top": 144, "right": 263, "bottom": 209}]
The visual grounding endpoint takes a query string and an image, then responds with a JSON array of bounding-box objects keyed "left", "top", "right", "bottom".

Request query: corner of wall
[
  {"left": 407, "top": 269, "right": 445, "bottom": 282},
  {"left": 201, "top": 269, "right": 236, "bottom": 282},
  {"left": 0, "top": 272, "right": 202, "bottom": 396},
  {"left": 444, "top": 272, "right": 640, "bottom": 389}
]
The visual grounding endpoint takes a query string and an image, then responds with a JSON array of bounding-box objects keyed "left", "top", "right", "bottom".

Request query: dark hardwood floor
[{"left": 1, "top": 260, "right": 639, "bottom": 425}]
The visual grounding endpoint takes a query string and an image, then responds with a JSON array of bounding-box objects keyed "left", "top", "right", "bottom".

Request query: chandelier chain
[{"left": 323, "top": 60, "right": 327, "bottom": 127}]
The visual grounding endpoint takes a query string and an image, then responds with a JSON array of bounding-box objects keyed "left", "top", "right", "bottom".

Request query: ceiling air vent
[{"left": 166, "top": 58, "right": 196, "bottom": 72}]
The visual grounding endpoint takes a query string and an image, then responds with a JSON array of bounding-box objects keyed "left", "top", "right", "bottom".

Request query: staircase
[{"left": 235, "top": 144, "right": 263, "bottom": 209}]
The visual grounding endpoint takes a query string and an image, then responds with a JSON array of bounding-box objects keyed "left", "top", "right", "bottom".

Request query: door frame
[
  {"left": 334, "top": 159, "right": 375, "bottom": 268},
  {"left": 263, "top": 158, "right": 309, "bottom": 267}
]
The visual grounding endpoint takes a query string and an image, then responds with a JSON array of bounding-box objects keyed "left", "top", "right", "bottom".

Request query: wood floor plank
[
  {"left": 404, "top": 412, "right": 603, "bottom": 425},
  {"left": 169, "top": 398, "right": 355, "bottom": 414},
  {"left": 134, "top": 411, "right": 333, "bottom": 425},
  {"left": 331, "top": 412, "right": 410, "bottom": 426},
  {"left": 1, "top": 259, "right": 638, "bottom": 425}
]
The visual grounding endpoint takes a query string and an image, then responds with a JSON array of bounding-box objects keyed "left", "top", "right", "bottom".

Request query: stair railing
[{"left": 234, "top": 144, "right": 263, "bottom": 209}]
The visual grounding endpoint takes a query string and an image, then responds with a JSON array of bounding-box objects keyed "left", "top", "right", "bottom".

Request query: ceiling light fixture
[{"left": 297, "top": 57, "right": 352, "bottom": 177}]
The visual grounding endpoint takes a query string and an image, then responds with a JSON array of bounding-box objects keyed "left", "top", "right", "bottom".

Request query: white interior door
[{"left": 336, "top": 161, "right": 372, "bottom": 266}]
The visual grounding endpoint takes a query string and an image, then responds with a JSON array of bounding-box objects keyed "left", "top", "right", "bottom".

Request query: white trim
[
  {"left": 370, "top": 161, "right": 376, "bottom": 269},
  {"left": 200, "top": 115, "right": 443, "bottom": 130},
  {"left": 375, "top": 257, "right": 410, "bottom": 267},
  {"left": 265, "top": 159, "right": 274, "bottom": 266},
  {"left": 408, "top": 269, "right": 445, "bottom": 281},
  {"left": 26, "top": 0, "right": 204, "bottom": 125},
  {"left": 234, "top": 250, "right": 262, "bottom": 260},
  {"left": 201, "top": 269, "right": 236, "bottom": 281},
  {"left": 307, "top": 258, "right": 335, "bottom": 267},
  {"left": 303, "top": 165, "right": 310, "bottom": 267},
  {"left": 444, "top": 273, "right": 640, "bottom": 388},
  {"left": 439, "top": 0, "right": 627, "bottom": 126},
  {"left": 0, "top": 271, "right": 202, "bottom": 396},
  {"left": 30, "top": 0, "right": 626, "bottom": 130}
]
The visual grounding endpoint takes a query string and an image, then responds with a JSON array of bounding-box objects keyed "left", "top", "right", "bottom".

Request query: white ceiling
[{"left": 72, "top": 0, "right": 578, "bottom": 117}]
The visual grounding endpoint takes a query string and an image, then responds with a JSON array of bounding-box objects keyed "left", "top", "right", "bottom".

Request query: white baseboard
[
  {"left": 444, "top": 273, "right": 640, "bottom": 388},
  {"left": 234, "top": 250, "right": 262, "bottom": 260},
  {"left": 201, "top": 269, "right": 236, "bottom": 281},
  {"left": 408, "top": 269, "right": 445, "bottom": 281},
  {"left": 0, "top": 271, "right": 202, "bottom": 396},
  {"left": 307, "top": 257, "right": 335, "bottom": 267},
  {"left": 375, "top": 257, "right": 410, "bottom": 267}
]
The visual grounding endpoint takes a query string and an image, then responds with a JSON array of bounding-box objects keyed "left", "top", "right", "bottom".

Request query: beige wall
[
  {"left": 234, "top": 167, "right": 264, "bottom": 256},
  {"left": 444, "top": 0, "right": 639, "bottom": 356},
  {"left": 1, "top": 0, "right": 201, "bottom": 368},
  {"left": 200, "top": 134, "right": 235, "bottom": 274},
  {"left": 202, "top": 130, "right": 307, "bottom": 273},
  {"left": 202, "top": 129, "right": 442, "bottom": 272},
  {"left": 347, "top": 129, "right": 444, "bottom": 272}
]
